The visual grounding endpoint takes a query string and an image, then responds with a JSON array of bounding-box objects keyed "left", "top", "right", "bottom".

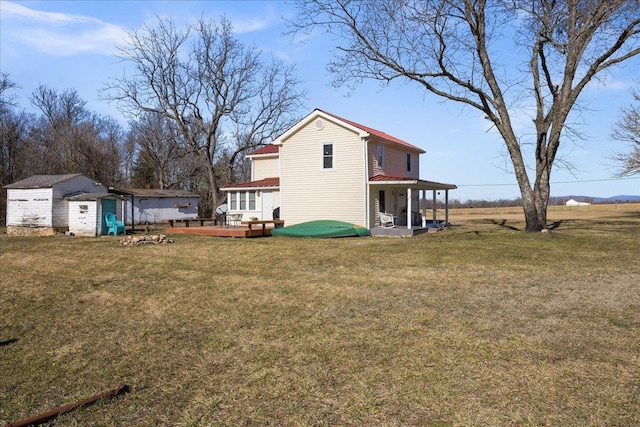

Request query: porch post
[
  {"left": 432, "top": 190, "right": 437, "bottom": 225},
  {"left": 445, "top": 190, "right": 450, "bottom": 227},
  {"left": 421, "top": 189, "right": 427, "bottom": 227},
  {"left": 406, "top": 187, "right": 412, "bottom": 230},
  {"left": 130, "top": 195, "right": 135, "bottom": 232}
]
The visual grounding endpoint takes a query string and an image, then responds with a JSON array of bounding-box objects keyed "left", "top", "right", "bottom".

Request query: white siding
[
  {"left": 280, "top": 119, "right": 366, "bottom": 226},
  {"left": 51, "top": 176, "right": 107, "bottom": 227},
  {"left": 253, "top": 156, "right": 279, "bottom": 180},
  {"left": 128, "top": 196, "right": 198, "bottom": 224},
  {"left": 6, "top": 188, "right": 53, "bottom": 227},
  {"left": 226, "top": 190, "right": 259, "bottom": 221},
  {"left": 68, "top": 200, "right": 100, "bottom": 237}
]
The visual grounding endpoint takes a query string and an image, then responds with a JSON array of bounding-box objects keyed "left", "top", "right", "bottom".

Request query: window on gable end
[
  {"left": 323, "top": 143, "right": 333, "bottom": 169},
  {"left": 407, "top": 153, "right": 411, "bottom": 172},
  {"left": 377, "top": 144, "right": 384, "bottom": 168}
]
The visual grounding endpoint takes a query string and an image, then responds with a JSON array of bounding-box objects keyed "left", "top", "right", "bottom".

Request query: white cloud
[
  {"left": 229, "top": 3, "right": 284, "bottom": 34},
  {"left": 1, "top": 1, "right": 127, "bottom": 55}
]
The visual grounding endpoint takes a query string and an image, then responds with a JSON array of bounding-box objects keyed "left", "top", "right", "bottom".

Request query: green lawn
[{"left": 1, "top": 209, "right": 639, "bottom": 426}]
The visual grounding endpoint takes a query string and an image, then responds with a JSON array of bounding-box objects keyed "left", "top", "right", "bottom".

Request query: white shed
[
  {"left": 565, "top": 198, "right": 591, "bottom": 206},
  {"left": 125, "top": 188, "right": 199, "bottom": 224},
  {"left": 4, "top": 174, "right": 108, "bottom": 236},
  {"left": 66, "top": 192, "right": 127, "bottom": 237}
]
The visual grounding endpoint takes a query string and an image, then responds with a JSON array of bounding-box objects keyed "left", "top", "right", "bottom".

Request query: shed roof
[
  {"left": 4, "top": 174, "right": 88, "bottom": 189},
  {"left": 125, "top": 188, "right": 199, "bottom": 198},
  {"left": 66, "top": 192, "right": 125, "bottom": 201}
]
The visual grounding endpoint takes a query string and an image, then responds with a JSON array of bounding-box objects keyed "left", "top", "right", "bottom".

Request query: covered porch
[{"left": 369, "top": 175, "right": 457, "bottom": 236}]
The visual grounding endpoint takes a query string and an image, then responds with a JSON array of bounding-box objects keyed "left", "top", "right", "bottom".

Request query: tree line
[
  {"left": 2, "top": 6, "right": 639, "bottom": 230},
  {"left": 1, "top": 16, "right": 305, "bottom": 225}
]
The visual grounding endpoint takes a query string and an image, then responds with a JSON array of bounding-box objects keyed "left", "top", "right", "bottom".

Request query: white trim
[
  {"left": 363, "top": 137, "right": 370, "bottom": 229},
  {"left": 247, "top": 152, "right": 279, "bottom": 159},
  {"left": 321, "top": 142, "right": 335, "bottom": 171},
  {"left": 407, "top": 187, "right": 412, "bottom": 230},
  {"left": 274, "top": 109, "right": 369, "bottom": 145},
  {"left": 221, "top": 185, "right": 279, "bottom": 191}
]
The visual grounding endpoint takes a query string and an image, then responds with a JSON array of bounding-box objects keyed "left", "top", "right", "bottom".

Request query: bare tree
[
  {"left": 128, "top": 111, "right": 198, "bottom": 189},
  {"left": 104, "top": 16, "right": 305, "bottom": 216},
  {"left": 611, "top": 88, "right": 640, "bottom": 176},
  {"left": 0, "top": 74, "right": 28, "bottom": 184},
  {"left": 291, "top": 0, "right": 640, "bottom": 231},
  {"left": 28, "top": 85, "right": 126, "bottom": 185},
  {"left": 0, "top": 74, "right": 33, "bottom": 225}
]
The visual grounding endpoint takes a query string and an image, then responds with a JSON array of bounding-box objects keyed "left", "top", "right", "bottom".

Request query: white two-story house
[{"left": 221, "top": 109, "right": 456, "bottom": 235}]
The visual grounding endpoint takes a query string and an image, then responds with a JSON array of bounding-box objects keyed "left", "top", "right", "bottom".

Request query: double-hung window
[{"left": 323, "top": 143, "right": 334, "bottom": 169}]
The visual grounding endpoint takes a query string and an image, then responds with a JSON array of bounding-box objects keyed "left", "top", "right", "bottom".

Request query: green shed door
[{"left": 101, "top": 199, "right": 116, "bottom": 235}]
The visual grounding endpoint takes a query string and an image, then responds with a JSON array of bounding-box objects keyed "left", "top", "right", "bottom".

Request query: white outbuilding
[
  {"left": 565, "top": 198, "right": 591, "bottom": 206},
  {"left": 124, "top": 188, "right": 199, "bottom": 225},
  {"left": 4, "top": 174, "right": 127, "bottom": 236},
  {"left": 66, "top": 192, "right": 128, "bottom": 237}
]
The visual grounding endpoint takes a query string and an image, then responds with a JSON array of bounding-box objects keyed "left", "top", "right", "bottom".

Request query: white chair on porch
[{"left": 379, "top": 212, "right": 396, "bottom": 228}]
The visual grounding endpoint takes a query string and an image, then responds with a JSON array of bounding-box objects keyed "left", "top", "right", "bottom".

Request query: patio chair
[
  {"left": 105, "top": 212, "right": 125, "bottom": 236},
  {"left": 379, "top": 212, "right": 395, "bottom": 228},
  {"left": 226, "top": 213, "right": 242, "bottom": 227}
]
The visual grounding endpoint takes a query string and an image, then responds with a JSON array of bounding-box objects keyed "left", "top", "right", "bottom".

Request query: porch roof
[
  {"left": 369, "top": 174, "right": 457, "bottom": 190},
  {"left": 221, "top": 177, "right": 280, "bottom": 191}
]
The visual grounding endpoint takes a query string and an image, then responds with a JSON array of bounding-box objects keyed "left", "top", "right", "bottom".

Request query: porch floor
[{"left": 370, "top": 224, "right": 447, "bottom": 237}]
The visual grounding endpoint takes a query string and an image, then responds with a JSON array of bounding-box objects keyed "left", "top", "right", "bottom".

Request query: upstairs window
[
  {"left": 323, "top": 143, "right": 333, "bottom": 169},
  {"left": 377, "top": 144, "right": 384, "bottom": 168},
  {"left": 406, "top": 153, "right": 411, "bottom": 172}
]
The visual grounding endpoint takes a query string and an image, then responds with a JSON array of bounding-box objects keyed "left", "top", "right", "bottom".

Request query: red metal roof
[
  {"left": 370, "top": 174, "right": 457, "bottom": 189},
  {"left": 221, "top": 177, "right": 280, "bottom": 190},
  {"left": 370, "top": 174, "right": 414, "bottom": 182},
  {"left": 248, "top": 145, "right": 279, "bottom": 156},
  {"left": 319, "top": 110, "right": 426, "bottom": 153}
]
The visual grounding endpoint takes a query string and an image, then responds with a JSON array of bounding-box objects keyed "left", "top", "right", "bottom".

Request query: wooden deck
[
  {"left": 165, "top": 226, "right": 276, "bottom": 238},
  {"left": 164, "top": 220, "right": 284, "bottom": 238}
]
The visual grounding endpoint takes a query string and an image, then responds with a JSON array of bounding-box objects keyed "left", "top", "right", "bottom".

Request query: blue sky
[{"left": 1, "top": 0, "right": 639, "bottom": 201}]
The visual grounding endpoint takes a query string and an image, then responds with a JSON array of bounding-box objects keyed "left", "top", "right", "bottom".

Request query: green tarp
[{"left": 271, "top": 220, "right": 371, "bottom": 238}]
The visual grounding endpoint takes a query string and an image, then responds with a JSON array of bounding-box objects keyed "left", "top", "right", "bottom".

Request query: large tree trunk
[
  {"left": 206, "top": 164, "right": 218, "bottom": 218},
  {"left": 522, "top": 186, "right": 549, "bottom": 232},
  {"left": 517, "top": 176, "right": 548, "bottom": 232}
]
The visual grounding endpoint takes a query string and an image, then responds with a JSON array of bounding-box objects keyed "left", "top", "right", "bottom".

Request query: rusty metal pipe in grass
[{"left": 4, "top": 384, "right": 130, "bottom": 427}]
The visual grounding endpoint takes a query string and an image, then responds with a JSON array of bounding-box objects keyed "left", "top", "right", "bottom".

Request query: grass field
[{"left": 1, "top": 204, "right": 639, "bottom": 426}]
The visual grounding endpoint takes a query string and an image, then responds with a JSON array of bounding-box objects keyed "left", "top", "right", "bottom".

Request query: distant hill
[{"left": 552, "top": 195, "right": 640, "bottom": 204}]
